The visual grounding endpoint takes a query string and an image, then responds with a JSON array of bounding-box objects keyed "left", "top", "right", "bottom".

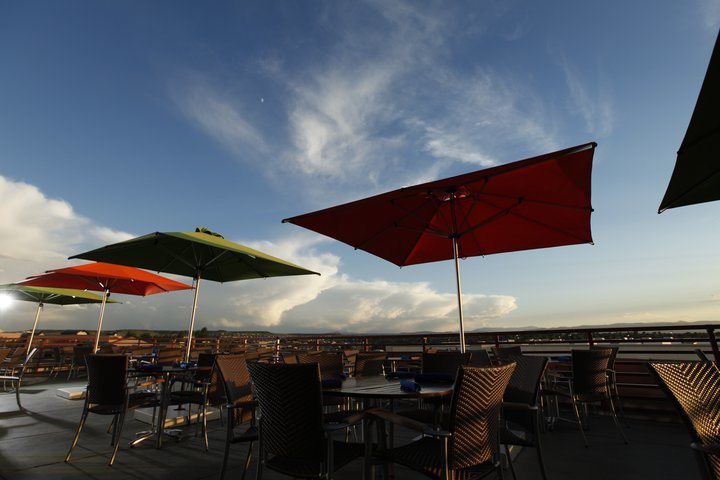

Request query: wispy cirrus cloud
[
  {"left": 171, "top": 73, "right": 269, "bottom": 158},
  {"left": 560, "top": 59, "right": 614, "bottom": 138}
]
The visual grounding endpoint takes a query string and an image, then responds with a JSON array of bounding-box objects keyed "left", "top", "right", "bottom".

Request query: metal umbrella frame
[
  {"left": 70, "top": 228, "right": 320, "bottom": 362},
  {"left": 21, "top": 263, "right": 192, "bottom": 353},
  {"left": 283, "top": 143, "right": 596, "bottom": 352},
  {"left": 0, "top": 284, "right": 113, "bottom": 357}
]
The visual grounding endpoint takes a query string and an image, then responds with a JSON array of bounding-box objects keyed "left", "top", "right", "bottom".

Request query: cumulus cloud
[{"left": 0, "top": 175, "right": 132, "bottom": 282}]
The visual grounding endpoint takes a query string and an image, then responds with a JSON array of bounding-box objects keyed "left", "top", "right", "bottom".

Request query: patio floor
[{"left": 0, "top": 376, "right": 702, "bottom": 480}]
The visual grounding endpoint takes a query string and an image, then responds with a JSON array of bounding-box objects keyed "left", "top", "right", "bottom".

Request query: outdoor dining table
[
  {"left": 129, "top": 364, "right": 200, "bottom": 449},
  {"left": 321, "top": 374, "right": 454, "bottom": 401},
  {"left": 322, "top": 374, "right": 455, "bottom": 448}
]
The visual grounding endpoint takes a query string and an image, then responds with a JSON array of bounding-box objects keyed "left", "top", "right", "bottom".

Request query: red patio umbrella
[
  {"left": 283, "top": 142, "right": 596, "bottom": 352},
  {"left": 21, "top": 262, "right": 193, "bottom": 353}
]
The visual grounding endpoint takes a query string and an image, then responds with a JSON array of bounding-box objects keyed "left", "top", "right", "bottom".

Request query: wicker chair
[
  {"left": 500, "top": 354, "right": 549, "bottom": 480},
  {"left": 491, "top": 346, "right": 523, "bottom": 364},
  {"left": 543, "top": 348, "right": 627, "bottom": 447},
  {"left": 65, "top": 354, "right": 161, "bottom": 466},
  {"left": 649, "top": 361, "right": 720, "bottom": 480},
  {"left": 468, "top": 349, "right": 493, "bottom": 367},
  {"left": 297, "top": 351, "right": 345, "bottom": 379},
  {"left": 297, "top": 352, "right": 347, "bottom": 412},
  {"left": 67, "top": 345, "right": 93, "bottom": 380},
  {"left": 167, "top": 352, "right": 220, "bottom": 450},
  {"left": 366, "top": 363, "right": 516, "bottom": 480},
  {"left": 0, "top": 347, "right": 38, "bottom": 411},
  {"left": 354, "top": 352, "right": 387, "bottom": 377},
  {"left": 247, "top": 362, "right": 365, "bottom": 479},
  {"left": 397, "top": 351, "right": 471, "bottom": 425},
  {"left": 215, "top": 354, "right": 258, "bottom": 480}
]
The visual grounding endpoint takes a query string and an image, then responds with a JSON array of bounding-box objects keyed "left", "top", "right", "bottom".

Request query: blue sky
[{"left": 1, "top": 1, "right": 719, "bottom": 335}]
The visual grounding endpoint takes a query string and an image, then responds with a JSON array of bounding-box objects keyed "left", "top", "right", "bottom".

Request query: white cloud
[
  {"left": 700, "top": 0, "right": 720, "bottom": 30},
  {"left": 0, "top": 175, "right": 132, "bottom": 282},
  {"left": 172, "top": 73, "right": 268, "bottom": 158},
  {"left": 561, "top": 59, "right": 614, "bottom": 137}
]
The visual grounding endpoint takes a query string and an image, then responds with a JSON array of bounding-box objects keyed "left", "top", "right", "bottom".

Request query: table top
[{"left": 322, "top": 375, "right": 453, "bottom": 399}]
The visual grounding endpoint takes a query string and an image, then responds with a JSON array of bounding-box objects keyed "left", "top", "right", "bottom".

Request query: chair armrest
[
  {"left": 691, "top": 442, "right": 720, "bottom": 455},
  {"left": 502, "top": 401, "right": 537, "bottom": 411},
  {"left": 226, "top": 399, "right": 258, "bottom": 410},
  {"left": 134, "top": 378, "right": 165, "bottom": 390},
  {"left": 366, "top": 407, "right": 451, "bottom": 437}
]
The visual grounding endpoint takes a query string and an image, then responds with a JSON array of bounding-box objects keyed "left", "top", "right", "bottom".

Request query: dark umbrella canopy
[
  {"left": 70, "top": 228, "right": 320, "bottom": 362},
  {"left": 283, "top": 143, "right": 595, "bottom": 351},
  {"left": 659, "top": 32, "right": 720, "bottom": 213}
]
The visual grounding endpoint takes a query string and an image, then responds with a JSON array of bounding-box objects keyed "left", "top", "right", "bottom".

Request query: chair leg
[
  {"left": 570, "top": 397, "right": 589, "bottom": 447},
  {"left": 14, "top": 379, "right": 23, "bottom": 411},
  {"left": 505, "top": 444, "right": 518, "bottom": 480},
  {"left": 241, "top": 441, "right": 253, "bottom": 480},
  {"left": 202, "top": 404, "right": 209, "bottom": 451},
  {"left": 109, "top": 411, "right": 127, "bottom": 466},
  {"left": 65, "top": 406, "right": 89, "bottom": 462},
  {"left": 606, "top": 393, "right": 629, "bottom": 444}
]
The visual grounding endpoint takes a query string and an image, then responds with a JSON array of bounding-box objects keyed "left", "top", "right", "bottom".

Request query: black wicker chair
[
  {"left": 468, "top": 349, "right": 493, "bottom": 367},
  {"left": 167, "top": 352, "right": 221, "bottom": 450},
  {"left": 542, "top": 348, "right": 627, "bottom": 447},
  {"left": 500, "top": 354, "right": 549, "bottom": 480},
  {"left": 366, "top": 363, "right": 516, "bottom": 480},
  {"left": 397, "top": 351, "right": 471, "bottom": 425},
  {"left": 354, "top": 352, "right": 387, "bottom": 377},
  {"left": 247, "top": 362, "right": 365, "bottom": 479},
  {"left": 649, "top": 361, "right": 720, "bottom": 480},
  {"left": 65, "top": 354, "right": 161, "bottom": 466},
  {"left": 215, "top": 354, "right": 258, "bottom": 480}
]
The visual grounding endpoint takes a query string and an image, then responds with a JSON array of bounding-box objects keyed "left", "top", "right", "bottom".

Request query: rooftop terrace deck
[{"left": 0, "top": 375, "right": 703, "bottom": 480}]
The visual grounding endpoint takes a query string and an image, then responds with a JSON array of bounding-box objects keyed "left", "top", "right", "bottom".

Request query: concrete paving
[{"left": 0, "top": 376, "right": 703, "bottom": 480}]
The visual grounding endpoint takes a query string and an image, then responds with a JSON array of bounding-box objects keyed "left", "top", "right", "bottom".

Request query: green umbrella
[
  {"left": 71, "top": 228, "right": 320, "bottom": 361},
  {"left": 0, "top": 284, "right": 115, "bottom": 357}
]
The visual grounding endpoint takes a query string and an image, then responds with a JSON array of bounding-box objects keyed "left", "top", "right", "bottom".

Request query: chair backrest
[
  {"left": 215, "top": 354, "right": 253, "bottom": 424},
  {"left": 503, "top": 354, "right": 548, "bottom": 406},
  {"left": 448, "top": 363, "right": 516, "bottom": 470},
  {"left": 155, "top": 347, "right": 183, "bottom": 365},
  {"left": 591, "top": 345, "right": 619, "bottom": 370},
  {"left": 649, "top": 361, "right": 720, "bottom": 479},
  {"left": 354, "top": 352, "right": 386, "bottom": 377},
  {"left": 571, "top": 348, "right": 612, "bottom": 396},
  {"left": 422, "top": 351, "right": 471, "bottom": 377},
  {"left": 491, "top": 345, "right": 523, "bottom": 362},
  {"left": 86, "top": 354, "right": 128, "bottom": 406},
  {"left": 247, "top": 362, "right": 324, "bottom": 461},
  {"left": 73, "top": 345, "right": 93, "bottom": 364},
  {"left": 467, "top": 349, "right": 492, "bottom": 367},
  {"left": 297, "top": 351, "right": 344, "bottom": 380}
]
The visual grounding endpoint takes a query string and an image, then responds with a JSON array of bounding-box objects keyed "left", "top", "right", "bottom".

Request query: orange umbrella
[{"left": 21, "top": 262, "right": 193, "bottom": 353}]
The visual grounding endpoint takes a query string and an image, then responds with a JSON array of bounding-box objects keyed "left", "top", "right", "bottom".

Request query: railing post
[
  {"left": 422, "top": 337, "right": 428, "bottom": 353},
  {"left": 587, "top": 331, "right": 594, "bottom": 347},
  {"left": 707, "top": 327, "right": 720, "bottom": 365},
  {"left": 494, "top": 334, "right": 501, "bottom": 348},
  {"left": 363, "top": 337, "right": 369, "bottom": 353},
  {"left": 316, "top": 338, "right": 321, "bottom": 352}
]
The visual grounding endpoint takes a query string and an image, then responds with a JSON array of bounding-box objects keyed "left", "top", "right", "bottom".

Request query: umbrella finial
[{"left": 195, "top": 227, "right": 224, "bottom": 239}]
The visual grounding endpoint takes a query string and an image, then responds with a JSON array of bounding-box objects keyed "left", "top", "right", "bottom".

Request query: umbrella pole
[
  {"left": 452, "top": 237, "right": 467, "bottom": 353},
  {"left": 185, "top": 273, "right": 201, "bottom": 363},
  {"left": 93, "top": 289, "right": 110, "bottom": 354},
  {"left": 27, "top": 303, "right": 43, "bottom": 358}
]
